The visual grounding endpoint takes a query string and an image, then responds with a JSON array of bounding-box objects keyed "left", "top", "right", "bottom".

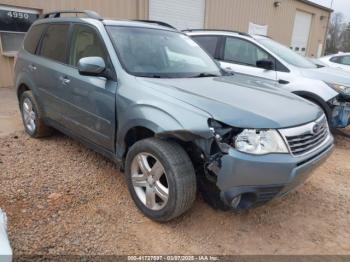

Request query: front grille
[{"left": 279, "top": 115, "right": 330, "bottom": 157}]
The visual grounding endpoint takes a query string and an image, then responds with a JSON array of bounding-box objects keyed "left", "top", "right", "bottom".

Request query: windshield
[
  {"left": 257, "top": 38, "right": 317, "bottom": 69},
  {"left": 106, "top": 26, "right": 221, "bottom": 78}
]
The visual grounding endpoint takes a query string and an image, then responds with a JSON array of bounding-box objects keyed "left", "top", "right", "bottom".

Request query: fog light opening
[{"left": 238, "top": 193, "right": 258, "bottom": 210}]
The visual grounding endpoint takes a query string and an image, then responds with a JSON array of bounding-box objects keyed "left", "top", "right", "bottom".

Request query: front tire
[
  {"left": 20, "top": 91, "right": 52, "bottom": 138},
  {"left": 125, "top": 138, "right": 197, "bottom": 222}
]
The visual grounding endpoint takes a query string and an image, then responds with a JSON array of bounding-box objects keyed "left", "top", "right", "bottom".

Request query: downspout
[{"left": 321, "top": 13, "right": 332, "bottom": 56}]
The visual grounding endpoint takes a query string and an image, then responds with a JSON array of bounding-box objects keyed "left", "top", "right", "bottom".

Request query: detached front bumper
[
  {"left": 329, "top": 96, "right": 350, "bottom": 128},
  {"left": 216, "top": 136, "right": 334, "bottom": 210}
]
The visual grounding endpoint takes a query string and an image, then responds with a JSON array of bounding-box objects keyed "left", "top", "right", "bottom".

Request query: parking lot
[{"left": 0, "top": 87, "right": 350, "bottom": 255}]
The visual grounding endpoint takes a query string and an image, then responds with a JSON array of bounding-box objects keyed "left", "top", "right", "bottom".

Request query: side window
[
  {"left": 191, "top": 36, "right": 220, "bottom": 58},
  {"left": 69, "top": 24, "right": 108, "bottom": 67},
  {"left": 340, "top": 56, "right": 350, "bottom": 65},
  {"left": 223, "top": 37, "right": 270, "bottom": 67},
  {"left": 40, "top": 24, "right": 69, "bottom": 63},
  {"left": 330, "top": 56, "right": 341, "bottom": 64},
  {"left": 275, "top": 60, "right": 290, "bottom": 73},
  {"left": 23, "top": 24, "right": 46, "bottom": 54}
]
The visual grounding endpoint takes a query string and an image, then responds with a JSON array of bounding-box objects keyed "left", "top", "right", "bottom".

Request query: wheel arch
[
  {"left": 292, "top": 91, "right": 332, "bottom": 120},
  {"left": 17, "top": 83, "right": 31, "bottom": 100},
  {"left": 116, "top": 119, "right": 208, "bottom": 164},
  {"left": 15, "top": 72, "right": 38, "bottom": 101}
]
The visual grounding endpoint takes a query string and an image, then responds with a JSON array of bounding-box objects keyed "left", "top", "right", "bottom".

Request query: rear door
[
  {"left": 61, "top": 23, "right": 116, "bottom": 150},
  {"left": 191, "top": 35, "right": 222, "bottom": 59},
  {"left": 34, "top": 23, "right": 71, "bottom": 123},
  {"left": 21, "top": 23, "right": 47, "bottom": 98},
  {"left": 219, "top": 36, "right": 277, "bottom": 81}
]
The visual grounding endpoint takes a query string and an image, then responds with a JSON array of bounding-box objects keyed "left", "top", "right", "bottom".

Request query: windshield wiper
[
  {"left": 136, "top": 74, "right": 163, "bottom": 78},
  {"left": 190, "top": 73, "right": 221, "bottom": 78}
]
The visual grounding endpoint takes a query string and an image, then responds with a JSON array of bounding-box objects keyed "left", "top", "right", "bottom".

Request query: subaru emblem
[{"left": 312, "top": 123, "right": 320, "bottom": 134}]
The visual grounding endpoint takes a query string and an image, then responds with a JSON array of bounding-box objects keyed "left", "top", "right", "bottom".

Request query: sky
[{"left": 310, "top": 0, "right": 350, "bottom": 22}]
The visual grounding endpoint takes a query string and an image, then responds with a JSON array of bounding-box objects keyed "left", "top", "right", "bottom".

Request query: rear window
[
  {"left": 191, "top": 35, "right": 220, "bottom": 57},
  {"left": 23, "top": 24, "right": 46, "bottom": 54},
  {"left": 40, "top": 24, "right": 69, "bottom": 63}
]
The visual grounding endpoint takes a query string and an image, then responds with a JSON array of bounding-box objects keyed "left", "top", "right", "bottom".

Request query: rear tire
[
  {"left": 20, "top": 91, "right": 52, "bottom": 138},
  {"left": 125, "top": 138, "right": 197, "bottom": 222}
]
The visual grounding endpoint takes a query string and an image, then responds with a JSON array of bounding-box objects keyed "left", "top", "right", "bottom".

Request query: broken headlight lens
[
  {"left": 235, "top": 129, "right": 288, "bottom": 155},
  {"left": 326, "top": 82, "right": 350, "bottom": 96}
]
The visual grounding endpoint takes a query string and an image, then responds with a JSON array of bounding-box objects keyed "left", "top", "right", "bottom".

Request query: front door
[
  {"left": 61, "top": 23, "right": 117, "bottom": 151},
  {"left": 219, "top": 36, "right": 277, "bottom": 81}
]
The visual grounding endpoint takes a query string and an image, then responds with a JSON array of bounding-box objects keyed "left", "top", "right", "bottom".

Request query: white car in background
[
  {"left": 185, "top": 30, "right": 350, "bottom": 129},
  {"left": 319, "top": 53, "right": 350, "bottom": 72}
]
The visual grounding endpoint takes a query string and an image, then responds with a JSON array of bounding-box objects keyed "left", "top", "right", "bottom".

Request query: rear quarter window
[
  {"left": 191, "top": 35, "right": 220, "bottom": 58},
  {"left": 330, "top": 56, "right": 341, "bottom": 64},
  {"left": 23, "top": 24, "right": 47, "bottom": 54},
  {"left": 39, "top": 24, "right": 70, "bottom": 63}
]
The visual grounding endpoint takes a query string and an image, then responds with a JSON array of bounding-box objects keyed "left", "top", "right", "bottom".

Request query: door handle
[
  {"left": 28, "top": 64, "right": 37, "bottom": 71},
  {"left": 59, "top": 76, "right": 71, "bottom": 85},
  {"left": 278, "top": 79, "right": 290, "bottom": 85}
]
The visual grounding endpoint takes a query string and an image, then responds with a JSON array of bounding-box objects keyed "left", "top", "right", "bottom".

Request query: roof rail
[
  {"left": 253, "top": 34, "right": 271, "bottom": 38},
  {"left": 182, "top": 29, "right": 251, "bottom": 37},
  {"left": 41, "top": 10, "right": 103, "bottom": 21},
  {"left": 133, "top": 20, "right": 177, "bottom": 30}
]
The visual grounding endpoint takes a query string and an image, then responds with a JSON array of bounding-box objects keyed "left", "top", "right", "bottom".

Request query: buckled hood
[{"left": 138, "top": 74, "right": 323, "bottom": 129}]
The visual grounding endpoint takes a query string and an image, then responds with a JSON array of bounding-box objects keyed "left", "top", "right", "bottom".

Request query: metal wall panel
[{"left": 205, "top": 0, "right": 330, "bottom": 57}]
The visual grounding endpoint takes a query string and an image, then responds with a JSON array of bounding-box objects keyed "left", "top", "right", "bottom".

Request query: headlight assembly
[
  {"left": 208, "top": 119, "right": 289, "bottom": 155},
  {"left": 326, "top": 82, "right": 350, "bottom": 96},
  {"left": 235, "top": 129, "right": 289, "bottom": 155}
]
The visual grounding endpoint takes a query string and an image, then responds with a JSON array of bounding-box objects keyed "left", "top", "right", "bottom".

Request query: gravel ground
[{"left": 0, "top": 129, "right": 350, "bottom": 255}]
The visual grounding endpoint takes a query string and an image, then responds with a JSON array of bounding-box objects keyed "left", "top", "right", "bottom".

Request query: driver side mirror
[
  {"left": 78, "top": 56, "right": 106, "bottom": 77},
  {"left": 256, "top": 59, "right": 274, "bottom": 70}
]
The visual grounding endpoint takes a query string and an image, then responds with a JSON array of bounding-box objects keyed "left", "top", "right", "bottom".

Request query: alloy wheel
[
  {"left": 130, "top": 152, "right": 169, "bottom": 211},
  {"left": 22, "top": 98, "right": 36, "bottom": 133}
]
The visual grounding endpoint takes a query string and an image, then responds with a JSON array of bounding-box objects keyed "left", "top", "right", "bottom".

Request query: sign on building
[
  {"left": 248, "top": 22, "right": 268, "bottom": 36},
  {"left": 0, "top": 5, "right": 39, "bottom": 56}
]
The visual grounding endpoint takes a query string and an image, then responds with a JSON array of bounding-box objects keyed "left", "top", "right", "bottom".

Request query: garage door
[
  {"left": 149, "top": 0, "right": 205, "bottom": 30},
  {"left": 291, "top": 11, "right": 312, "bottom": 56}
]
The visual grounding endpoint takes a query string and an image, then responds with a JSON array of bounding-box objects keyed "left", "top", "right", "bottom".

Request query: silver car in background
[{"left": 186, "top": 30, "right": 350, "bottom": 129}]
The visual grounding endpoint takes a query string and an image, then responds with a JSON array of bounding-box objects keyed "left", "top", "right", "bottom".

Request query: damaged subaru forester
[{"left": 15, "top": 11, "right": 334, "bottom": 221}]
